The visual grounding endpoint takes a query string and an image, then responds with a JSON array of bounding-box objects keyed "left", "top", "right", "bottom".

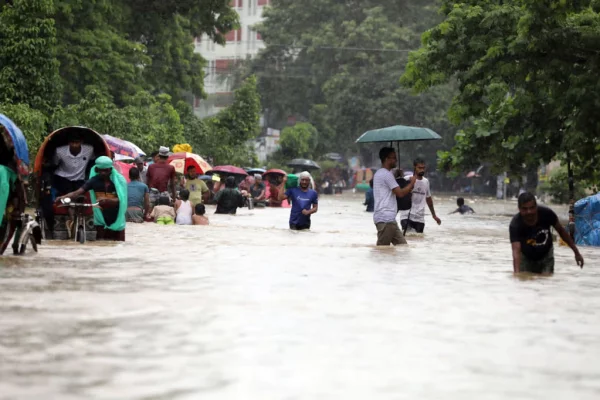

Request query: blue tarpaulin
[
  {"left": 574, "top": 192, "right": 600, "bottom": 246},
  {"left": 0, "top": 114, "right": 29, "bottom": 167}
]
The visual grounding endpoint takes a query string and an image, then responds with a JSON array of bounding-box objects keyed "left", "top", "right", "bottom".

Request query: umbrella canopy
[
  {"left": 0, "top": 114, "right": 29, "bottom": 177},
  {"left": 207, "top": 165, "right": 248, "bottom": 176},
  {"left": 356, "top": 125, "right": 442, "bottom": 143},
  {"left": 198, "top": 175, "right": 212, "bottom": 181},
  {"left": 103, "top": 134, "right": 144, "bottom": 158},
  {"left": 287, "top": 159, "right": 321, "bottom": 171},
  {"left": 168, "top": 152, "right": 213, "bottom": 175},
  {"left": 263, "top": 169, "right": 287, "bottom": 177},
  {"left": 325, "top": 152, "right": 343, "bottom": 161},
  {"left": 246, "top": 168, "right": 266, "bottom": 175}
]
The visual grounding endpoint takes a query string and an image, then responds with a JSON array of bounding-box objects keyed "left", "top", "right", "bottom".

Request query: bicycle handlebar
[{"left": 58, "top": 202, "right": 100, "bottom": 208}]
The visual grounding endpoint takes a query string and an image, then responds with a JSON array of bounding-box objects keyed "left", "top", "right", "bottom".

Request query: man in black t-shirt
[{"left": 509, "top": 192, "right": 584, "bottom": 274}]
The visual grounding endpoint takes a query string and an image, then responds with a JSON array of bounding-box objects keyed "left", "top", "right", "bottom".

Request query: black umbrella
[{"left": 287, "top": 158, "right": 321, "bottom": 171}]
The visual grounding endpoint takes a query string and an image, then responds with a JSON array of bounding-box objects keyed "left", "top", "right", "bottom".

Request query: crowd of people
[{"left": 10, "top": 133, "right": 585, "bottom": 275}]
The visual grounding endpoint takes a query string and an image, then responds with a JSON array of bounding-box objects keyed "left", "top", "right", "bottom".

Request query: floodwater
[{"left": 1, "top": 193, "right": 599, "bottom": 400}]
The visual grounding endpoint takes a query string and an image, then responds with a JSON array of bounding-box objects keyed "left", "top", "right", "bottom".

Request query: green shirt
[{"left": 185, "top": 178, "right": 209, "bottom": 204}]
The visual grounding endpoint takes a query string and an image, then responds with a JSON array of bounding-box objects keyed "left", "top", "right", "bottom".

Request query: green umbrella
[{"left": 356, "top": 125, "right": 441, "bottom": 143}]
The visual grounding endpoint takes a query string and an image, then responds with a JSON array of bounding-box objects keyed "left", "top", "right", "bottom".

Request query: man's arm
[
  {"left": 144, "top": 192, "right": 150, "bottom": 215},
  {"left": 554, "top": 222, "right": 584, "bottom": 268},
  {"left": 427, "top": 197, "right": 441, "bottom": 225},
  {"left": 302, "top": 203, "right": 318, "bottom": 216},
  {"left": 511, "top": 242, "right": 522, "bottom": 273},
  {"left": 170, "top": 168, "right": 177, "bottom": 200},
  {"left": 277, "top": 176, "right": 289, "bottom": 201},
  {"left": 392, "top": 176, "right": 416, "bottom": 199},
  {"left": 56, "top": 187, "right": 86, "bottom": 203}
]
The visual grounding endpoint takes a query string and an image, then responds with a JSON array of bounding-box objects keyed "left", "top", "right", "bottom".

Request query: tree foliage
[
  {"left": 0, "top": 0, "right": 262, "bottom": 167},
  {"left": 0, "top": 0, "right": 61, "bottom": 112},
  {"left": 402, "top": 0, "right": 600, "bottom": 185},
  {"left": 279, "top": 123, "right": 318, "bottom": 159},
  {"left": 252, "top": 0, "right": 454, "bottom": 164}
]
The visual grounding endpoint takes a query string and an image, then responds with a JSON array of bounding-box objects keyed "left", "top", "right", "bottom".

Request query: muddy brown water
[{"left": 1, "top": 194, "right": 599, "bottom": 399}]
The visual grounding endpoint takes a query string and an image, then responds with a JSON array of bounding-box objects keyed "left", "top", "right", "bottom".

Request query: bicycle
[
  {"left": 0, "top": 213, "right": 42, "bottom": 255},
  {"left": 58, "top": 198, "right": 99, "bottom": 244}
]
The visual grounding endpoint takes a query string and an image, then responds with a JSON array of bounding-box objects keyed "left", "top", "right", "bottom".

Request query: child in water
[
  {"left": 151, "top": 195, "right": 176, "bottom": 224},
  {"left": 451, "top": 197, "right": 475, "bottom": 214},
  {"left": 192, "top": 204, "right": 209, "bottom": 225},
  {"left": 175, "top": 189, "right": 193, "bottom": 225}
]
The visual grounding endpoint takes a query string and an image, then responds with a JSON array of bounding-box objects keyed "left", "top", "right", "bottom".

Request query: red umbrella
[
  {"left": 167, "top": 152, "right": 213, "bottom": 175},
  {"left": 209, "top": 165, "right": 248, "bottom": 176},
  {"left": 263, "top": 169, "right": 287, "bottom": 177}
]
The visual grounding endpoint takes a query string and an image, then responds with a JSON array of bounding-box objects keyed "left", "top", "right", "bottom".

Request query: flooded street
[{"left": 1, "top": 194, "right": 599, "bottom": 400}]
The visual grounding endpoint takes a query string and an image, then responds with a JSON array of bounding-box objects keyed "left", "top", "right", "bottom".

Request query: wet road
[{"left": 1, "top": 194, "right": 599, "bottom": 399}]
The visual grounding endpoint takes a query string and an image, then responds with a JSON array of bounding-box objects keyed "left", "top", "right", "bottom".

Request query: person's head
[
  {"left": 129, "top": 166, "right": 140, "bottom": 181},
  {"left": 158, "top": 195, "right": 170, "bottom": 206},
  {"left": 68, "top": 132, "right": 83, "bottom": 153},
  {"left": 195, "top": 203, "right": 206, "bottom": 216},
  {"left": 369, "top": 179, "right": 373, "bottom": 188},
  {"left": 94, "top": 156, "right": 113, "bottom": 179},
  {"left": 134, "top": 157, "right": 144, "bottom": 171},
  {"left": 518, "top": 192, "right": 538, "bottom": 225},
  {"left": 413, "top": 158, "right": 426, "bottom": 177},
  {"left": 179, "top": 189, "right": 190, "bottom": 201},
  {"left": 299, "top": 171, "right": 311, "bottom": 190},
  {"left": 187, "top": 165, "right": 197, "bottom": 179},
  {"left": 150, "top": 151, "right": 159, "bottom": 163},
  {"left": 254, "top": 174, "right": 262, "bottom": 184},
  {"left": 158, "top": 146, "right": 169, "bottom": 162},
  {"left": 225, "top": 176, "right": 236, "bottom": 189},
  {"left": 379, "top": 147, "right": 397, "bottom": 169},
  {"left": 393, "top": 168, "right": 404, "bottom": 179},
  {"left": 457, "top": 197, "right": 465, "bottom": 207}
]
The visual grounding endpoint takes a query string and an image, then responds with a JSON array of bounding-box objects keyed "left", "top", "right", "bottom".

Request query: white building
[{"left": 193, "top": 0, "right": 270, "bottom": 118}]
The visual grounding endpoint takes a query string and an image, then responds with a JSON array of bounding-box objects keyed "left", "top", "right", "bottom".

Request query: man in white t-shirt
[
  {"left": 399, "top": 158, "right": 441, "bottom": 233},
  {"left": 373, "top": 147, "right": 416, "bottom": 246}
]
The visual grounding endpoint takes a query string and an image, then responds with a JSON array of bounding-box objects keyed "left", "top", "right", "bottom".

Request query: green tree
[
  {"left": 0, "top": 0, "right": 61, "bottom": 112},
  {"left": 279, "top": 123, "right": 318, "bottom": 159},
  {"left": 0, "top": 102, "right": 48, "bottom": 159},
  {"left": 252, "top": 0, "right": 452, "bottom": 161},
  {"left": 402, "top": 0, "right": 600, "bottom": 185}
]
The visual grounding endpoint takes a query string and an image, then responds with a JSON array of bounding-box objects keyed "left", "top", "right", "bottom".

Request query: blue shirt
[
  {"left": 127, "top": 180, "right": 149, "bottom": 209},
  {"left": 285, "top": 187, "right": 318, "bottom": 226}
]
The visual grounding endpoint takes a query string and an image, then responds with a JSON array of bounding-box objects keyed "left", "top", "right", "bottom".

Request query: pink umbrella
[
  {"left": 103, "top": 134, "right": 144, "bottom": 158},
  {"left": 263, "top": 168, "right": 287, "bottom": 177},
  {"left": 209, "top": 165, "right": 248, "bottom": 176}
]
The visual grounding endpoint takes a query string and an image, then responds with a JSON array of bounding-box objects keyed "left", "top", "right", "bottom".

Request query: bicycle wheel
[{"left": 77, "top": 225, "right": 85, "bottom": 244}]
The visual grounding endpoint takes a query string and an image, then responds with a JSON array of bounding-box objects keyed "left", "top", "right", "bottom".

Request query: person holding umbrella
[
  {"left": 277, "top": 172, "right": 319, "bottom": 231},
  {"left": 184, "top": 165, "right": 210, "bottom": 206},
  {"left": 373, "top": 147, "right": 416, "bottom": 246}
]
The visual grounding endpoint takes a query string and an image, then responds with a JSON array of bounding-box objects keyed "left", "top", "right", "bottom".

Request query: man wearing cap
[
  {"left": 146, "top": 146, "right": 176, "bottom": 207},
  {"left": 56, "top": 156, "right": 128, "bottom": 241},
  {"left": 277, "top": 171, "right": 319, "bottom": 230}
]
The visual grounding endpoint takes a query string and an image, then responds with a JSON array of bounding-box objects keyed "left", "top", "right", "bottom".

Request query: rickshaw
[
  {"left": 33, "top": 127, "right": 111, "bottom": 241},
  {"left": 0, "top": 114, "right": 39, "bottom": 255}
]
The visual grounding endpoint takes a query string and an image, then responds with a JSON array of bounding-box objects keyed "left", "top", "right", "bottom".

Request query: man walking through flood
[
  {"left": 277, "top": 171, "right": 318, "bottom": 230},
  {"left": 373, "top": 147, "right": 416, "bottom": 245},
  {"left": 510, "top": 192, "right": 584, "bottom": 274},
  {"left": 399, "top": 158, "right": 441, "bottom": 233}
]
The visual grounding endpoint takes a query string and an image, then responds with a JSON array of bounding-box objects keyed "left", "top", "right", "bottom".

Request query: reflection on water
[{"left": 1, "top": 194, "right": 599, "bottom": 399}]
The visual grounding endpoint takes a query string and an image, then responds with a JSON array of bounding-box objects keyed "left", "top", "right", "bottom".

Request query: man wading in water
[
  {"left": 510, "top": 192, "right": 584, "bottom": 274},
  {"left": 373, "top": 147, "right": 416, "bottom": 245},
  {"left": 277, "top": 171, "right": 319, "bottom": 230}
]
